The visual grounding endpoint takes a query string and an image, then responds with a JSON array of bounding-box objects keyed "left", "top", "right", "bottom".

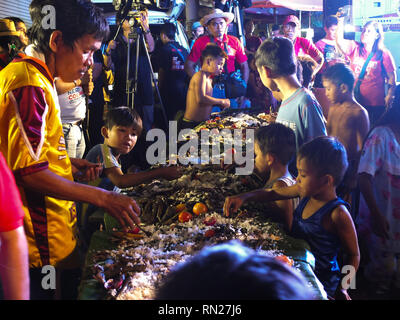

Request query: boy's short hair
[
  {"left": 29, "top": 0, "right": 109, "bottom": 54},
  {"left": 324, "top": 15, "right": 338, "bottom": 29},
  {"left": 255, "top": 37, "right": 297, "bottom": 76},
  {"left": 155, "top": 240, "right": 314, "bottom": 300},
  {"left": 255, "top": 123, "right": 296, "bottom": 165},
  {"left": 298, "top": 55, "right": 318, "bottom": 89},
  {"left": 200, "top": 43, "right": 228, "bottom": 65},
  {"left": 104, "top": 106, "right": 143, "bottom": 136},
  {"left": 297, "top": 136, "right": 348, "bottom": 186},
  {"left": 160, "top": 22, "right": 176, "bottom": 40},
  {"left": 322, "top": 63, "right": 355, "bottom": 91}
]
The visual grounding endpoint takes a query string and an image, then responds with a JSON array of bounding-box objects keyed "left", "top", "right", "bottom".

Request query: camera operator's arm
[{"left": 141, "top": 10, "right": 154, "bottom": 52}]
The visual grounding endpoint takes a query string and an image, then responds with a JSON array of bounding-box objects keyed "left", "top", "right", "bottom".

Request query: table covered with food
[{"left": 77, "top": 109, "right": 327, "bottom": 300}]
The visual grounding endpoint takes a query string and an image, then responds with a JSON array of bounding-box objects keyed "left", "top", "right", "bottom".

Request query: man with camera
[
  {"left": 185, "top": 9, "right": 249, "bottom": 107},
  {"left": 106, "top": 9, "right": 155, "bottom": 133}
]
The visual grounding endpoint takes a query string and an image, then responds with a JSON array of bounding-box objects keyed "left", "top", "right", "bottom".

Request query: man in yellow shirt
[{"left": 0, "top": 0, "right": 141, "bottom": 299}]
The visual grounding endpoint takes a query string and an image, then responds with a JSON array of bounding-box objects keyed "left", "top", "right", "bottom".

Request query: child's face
[
  {"left": 207, "top": 56, "right": 226, "bottom": 75},
  {"left": 322, "top": 79, "right": 343, "bottom": 104},
  {"left": 296, "top": 157, "right": 326, "bottom": 198},
  {"left": 103, "top": 125, "right": 139, "bottom": 155},
  {"left": 254, "top": 142, "right": 270, "bottom": 176},
  {"left": 324, "top": 24, "right": 337, "bottom": 41}
]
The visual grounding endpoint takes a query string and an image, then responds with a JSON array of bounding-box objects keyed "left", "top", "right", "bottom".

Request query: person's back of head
[
  {"left": 254, "top": 36, "right": 297, "bottom": 77},
  {"left": 255, "top": 123, "right": 296, "bottom": 166},
  {"left": 298, "top": 55, "right": 318, "bottom": 89},
  {"left": 155, "top": 241, "right": 314, "bottom": 300},
  {"left": 104, "top": 106, "right": 143, "bottom": 136},
  {"left": 297, "top": 136, "right": 348, "bottom": 187},
  {"left": 160, "top": 22, "right": 176, "bottom": 41},
  {"left": 29, "top": 0, "right": 109, "bottom": 55},
  {"left": 322, "top": 62, "right": 355, "bottom": 92},
  {"left": 200, "top": 43, "right": 227, "bottom": 65}
]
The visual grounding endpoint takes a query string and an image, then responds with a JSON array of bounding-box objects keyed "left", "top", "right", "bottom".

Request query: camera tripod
[
  {"left": 227, "top": 0, "right": 245, "bottom": 46},
  {"left": 114, "top": 14, "right": 168, "bottom": 130}
]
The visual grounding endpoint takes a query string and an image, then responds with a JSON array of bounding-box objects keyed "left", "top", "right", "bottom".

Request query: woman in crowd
[
  {"left": 357, "top": 84, "right": 400, "bottom": 297},
  {"left": 336, "top": 18, "right": 396, "bottom": 126}
]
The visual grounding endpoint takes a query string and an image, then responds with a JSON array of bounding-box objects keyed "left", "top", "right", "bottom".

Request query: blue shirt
[
  {"left": 276, "top": 87, "right": 327, "bottom": 150},
  {"left": 85, "top": 144, "right": 121, "bottom": 193},
  {"left": 290, "top": 197, "right": 349, "bottom": 297}
]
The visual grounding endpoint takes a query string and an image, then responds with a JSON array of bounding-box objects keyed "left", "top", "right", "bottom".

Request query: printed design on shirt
[
  {"left": 353, "top": 57, "right": 380, "bottom": 77},
  {"left": 171, "top": 56, "right": 184, "bottom": 71},
  {"left": 58, "top": 155, "right": 67, "bottom": 160},
  {"left": 59, "top": 136, "right": 65, "bottom": 145},
  {"left": 226, "top": 45, "right": 236, "bottom": 56},
  {"left": 276, "top": 119, "right": 297, "bottom": 133},
  {"left": 67, "top": 86, "right": 85, "bottom": 104},
  {"left": 8, "top": 90, "right": 48, "bottom": 162}
]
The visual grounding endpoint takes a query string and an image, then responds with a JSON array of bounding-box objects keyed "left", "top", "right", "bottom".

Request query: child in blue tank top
[{"left": 224, "top": 136, "right": 360, "bottom": 299}]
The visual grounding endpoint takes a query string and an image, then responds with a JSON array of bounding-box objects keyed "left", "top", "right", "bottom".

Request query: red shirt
[
  {"left": 343, "top": 41, "right": 396, "bottom": 107},
  {"left": 294, "top": 37, "right": 322, "bottom": 63},
  {"left": 188, "top": 34, "right": 247, "bottom": 73},
  {"left": 0, "top": 152, "right": 25, "bottom": 232}
]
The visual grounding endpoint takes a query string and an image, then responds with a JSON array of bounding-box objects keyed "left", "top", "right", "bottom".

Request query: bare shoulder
[{"left": 330, "top": 205, "right": 353, "bottom": 227}]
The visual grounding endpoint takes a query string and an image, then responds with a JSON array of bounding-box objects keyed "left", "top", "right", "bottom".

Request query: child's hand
[
  {"left": 221, "top": 98, "right": 230, "bottom": 109},
  {"left": 159, "top": 166, "right": 183, "bottom": 180},
  {"left": 223, "top": 195, "right": 245, "bottom": 217},
  {"left": 71, "top": 158, "right": 102, "bottom": 182}
]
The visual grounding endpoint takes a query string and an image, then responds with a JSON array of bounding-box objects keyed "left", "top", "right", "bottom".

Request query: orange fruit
[
  {"left": 176, "top": 203, "right": 187, "bottom": 213},
  {"left": 275, "top": 254, "right": 294, "bottom": 267},
  {"left": 192, "top": 202, "right": 208, "bottom": 216},
  {"left": 178, "top": 211, "right": 192, "bottom": 223}
]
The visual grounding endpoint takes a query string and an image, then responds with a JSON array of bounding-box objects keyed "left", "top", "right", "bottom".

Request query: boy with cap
[
  {"left": 282, "top": 14, "right": 324, "bottom": 80},
  {"left": 190, "top": 21, "right": 204, "bottom": 49},
  {"left": 0, "top": 18, "right": 24, "bottom": 70}
]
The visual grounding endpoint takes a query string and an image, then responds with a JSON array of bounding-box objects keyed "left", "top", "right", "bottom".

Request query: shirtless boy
[
  {"left": 180, "top": 44, "right": 230, "bottom": 130},
  {"left": 323, "top": 63, "right": 369, "bottom": 204}
]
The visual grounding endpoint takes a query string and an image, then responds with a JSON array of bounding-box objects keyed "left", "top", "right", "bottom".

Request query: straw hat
[
  {"left": 200, "top": 9, "right": 234, "bottom": 26},
  {"left": 0, "top": 19, "right": 20, "bottom": 37}
]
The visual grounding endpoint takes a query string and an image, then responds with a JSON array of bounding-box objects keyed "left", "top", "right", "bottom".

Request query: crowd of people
[{"left": 0, "top": 0, "right": 399, "bottom": 301}]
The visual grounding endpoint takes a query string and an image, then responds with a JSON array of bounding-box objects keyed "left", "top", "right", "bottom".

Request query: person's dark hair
[
  {"left": 322, "top": 62, "right": 355, "bottom": 91},
  {"left": 155, "top": 241, "right": 314, "bottom": 300},
  {"left": 297, "top": 136, "right": 348, "bottom": 186},
  {"left": 255, "top": 37, "right": 297, "bottom": 76},
  {"left": 104, "top": 106, "right": 143, "bottom": 136},
  {"left": 200, "top": 43, "right": 228, "bottom": 65},
  {"left": 271, "top": 24, "right": 280, "bottom": 31},
  {"left": 298, "top": 55, "right": 318, "bottom": 89},
  {"left": 372, "top": 84, "right": 400, "bottom": 128},
  {"left": 160, "top": 22, "right": 176, "bottom": 41},
  {"left": 4, "top": 17, "right": 25, "bottom": 25},
  {"left": 324, "top": 15, "right": 338, "bottom": 29},
  {"left": 255, "top": 123, "right": 296, "bottom": 165},
  {"left": 29, "top": 0, "right": 109, "bottom": 54}
]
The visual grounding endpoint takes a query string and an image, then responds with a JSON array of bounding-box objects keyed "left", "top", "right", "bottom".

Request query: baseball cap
[
  {"left": 283, "top": 15, "right": 300, "bottom": 28},
  {"left": 192, "top": 21, "right": 202, "bottom": 31}
]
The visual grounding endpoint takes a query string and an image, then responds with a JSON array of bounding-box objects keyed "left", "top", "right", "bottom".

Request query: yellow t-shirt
[{"left": 0, "top": 54, "right": 77, "bottom": 268}]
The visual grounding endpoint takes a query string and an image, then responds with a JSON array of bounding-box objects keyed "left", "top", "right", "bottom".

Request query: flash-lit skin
[
  {"left": 283, "top": 22, "right": 298, "bottom": 42},
  {"left": 192, "top": 26, "right": 204, "bottom": 39},
  {"left": 102, "top": 125, "right": 140, "bottom": 159},
  {"left": 184, "top": 56, "right": 230, "bottom": 122},
  {"left": 46, "top": 32, "right": 101, "bottom": 83},
  {"left": 323, "top": 79, "right": 369, "bottom": 162},
  {"left": 15, "top": 22, "right": 29, "bottom": 47},
  {"left": 324, "top": 24, "right": 337, "bottom": 41}
]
